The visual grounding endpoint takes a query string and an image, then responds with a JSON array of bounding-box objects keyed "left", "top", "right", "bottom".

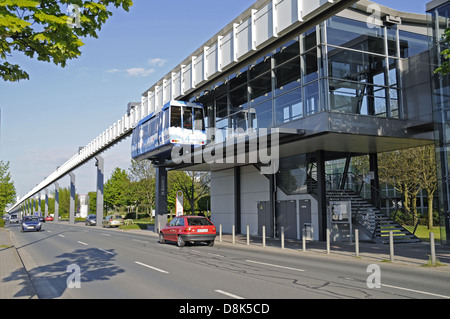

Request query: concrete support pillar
[
  {"left": 69, "top": 173, "right": 76, "bottom": 224},
  {"left": 38, "top": 193, "right": 41, "bottom": 216},
  {"left": 317, "top": 150, "right": 327, "bottom": 242},
  {"left": 95, "top": 156, "right": 104, "bottom": 228},
  {"left": 45, "top": 189, "right": 49, "bottom": 218},
  {"left": 54, "top": 182, "right": 59, "bottom": 223},
  {"left": 155, "top": 166, "right": 168, "bottom": 233}
]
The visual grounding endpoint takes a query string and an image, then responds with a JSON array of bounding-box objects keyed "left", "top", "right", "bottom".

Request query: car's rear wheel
[
  {"left": 159, "top": 233, "right": 166, "bottom": 244},
  {"left": 208, "top": 240, "right": 215, "bottom": 247},
  {"left": 177, "top": 235, "right": 185, "bottom": 247}
]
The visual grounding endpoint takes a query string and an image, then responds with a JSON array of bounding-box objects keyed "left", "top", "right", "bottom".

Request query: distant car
[
  {"left": 45, "top": 216, "right": 53, "bottom": 221},
  {"left": 159, "top": 215, "right": 216, "bottom": 247},
  {"left": 9, "top": 215, "right": 20, "bottom": 224},
  {"left": 102, "top": 215, "right": 124, "bottom": 228},
  {"left": 21, "top": 216, "right": 42, "bottom": 232},
  {"left": 85, "top": 214, "right": 96, "bottom": 226}
]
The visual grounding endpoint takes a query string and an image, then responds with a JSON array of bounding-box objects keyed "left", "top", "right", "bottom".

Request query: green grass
[
  {"left": 119, "top": 218, "right": 154, "bottom": 230},
  {"left": 410, "top": 225, "right": 444, "bottom": 242}
]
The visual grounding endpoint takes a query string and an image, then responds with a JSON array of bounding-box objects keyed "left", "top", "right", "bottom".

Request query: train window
[
  {"left": 163, "top": 108, "right": 169, "bottom": 130},
  {"left": 183, "top": 107, "right": 193, "bottom": 130},
  {"left": 171, "top": 106, "right": 182, "bottom": 128},
  {"left": 194, "top": 108, "right": 205, "bottom": 131}
]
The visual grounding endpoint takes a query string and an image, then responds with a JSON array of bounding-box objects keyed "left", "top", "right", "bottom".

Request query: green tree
[
  {"left": 104, "top": 167, "right": 131, "bottom": 212},
  {"left": 128, "top": 159, "right": 155, "bottom": 219},
  {"left": 0, "top": 161, "right": 16, "bottom": 213},
  {"left": 0, "top": 0, "right": 133, "bottom": 82}
]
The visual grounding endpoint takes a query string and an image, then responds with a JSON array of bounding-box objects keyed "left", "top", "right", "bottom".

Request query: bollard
[
  {"left": 430, "top": 232, "right": 436, "bottom": 266},
  {"left": 219, "top": 224, "right": 222, "bottom": 242},
  {"left": 326, "top": 229, "right": 331, "bottom": 254},
  {"left": 232, "top": 225, "right": 235, "bottom": 244},
  {"left": 262, "top": 226, "right": 266, "bottom": 247},
  {"left": 355, "top": 229, "right": 359, "bottom": 258},
  {"left": 302, "top": 234, "right": 306, "bottom": 252},
  {"left": 247, "top": 225, "right": 250, "bottom": 246},
  {"left": 281, "top": 227, "right": 285, "bottom": 249},
  {"left": 389, "top": 231, "right": 394, "bottom": 262}
]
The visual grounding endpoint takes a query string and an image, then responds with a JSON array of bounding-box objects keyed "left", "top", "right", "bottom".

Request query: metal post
[
  {"left": 263, "top": 226, "right": 266, "bottom": 247},
  {"left": 326, "top": 228, "right": 331, "bottom": 254},
  {"left": 95, "top": 155, "right": 104, "bottom": 228},
  {"left": 45, "top": 189, "right": 49, "bottom": 218},
  {"left": 302, "top": 233, "right": 306, "bottom": 252},
  {"left": 355, "top": 229, "right": 359, "bottom": 258},
  {"left": 281, "top": 226, "right": 285, "bottom": 249},
  {"left": 430, "top": 232, "right": 436, "bottom": 266},
  {"left": 389, "top": 231, "right": 394, "bottom": 262},
  {"left": 219, "top": 224, "right": 222, "bottom": 242},
  {"left": 247, "top": 225, "right": 250, "bottom": 245},
  {"left": 232, "top": 225, "right": 235, "bottom": 244}
]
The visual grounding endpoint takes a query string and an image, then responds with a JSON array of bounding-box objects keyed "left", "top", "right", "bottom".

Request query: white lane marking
[
  {"left": 382, "top": 284, "right": 450, "bottom": 299},
  {"left": 132, "top": 239, "right": 150, "bottom": 244},
  {"left": 135, "top": 261, "right": 169, "bottom": 274},
  {"left": 101, "top": 233, "right": 111, "bottom": 237},
  {"left": 208, "top": 253, "right": 225, "bottom": 258},
  {"left": 77, "top": 241, "right": 88, "bottom": 246},
  {"left": 58, "top": 235, "right": 65, "bottom": 238},
  {"left": 214, "top": 290, "right": 244, "bottom": 300},
  {"left": 98, "top": 248, "right": 115, "bottom": 255},
  {"left": 246, "top": 260, "right": 305, "bottom": 272}
]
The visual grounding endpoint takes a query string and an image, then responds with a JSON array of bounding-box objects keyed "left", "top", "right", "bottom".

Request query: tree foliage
[
  {"left": 0, "top": 160, "right": 16, "bottom": 213},
  {"left": 0, "top": 0, "right": 133, "bottom": 82}
]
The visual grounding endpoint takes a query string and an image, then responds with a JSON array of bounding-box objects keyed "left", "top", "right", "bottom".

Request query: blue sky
[{"left": 1, "top": 0, "right": 430, "bottom": 200}]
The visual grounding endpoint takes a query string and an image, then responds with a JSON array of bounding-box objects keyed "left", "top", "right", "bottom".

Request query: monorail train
[{"left": 131, "top": 100, "right": 206, "bottom": 161}]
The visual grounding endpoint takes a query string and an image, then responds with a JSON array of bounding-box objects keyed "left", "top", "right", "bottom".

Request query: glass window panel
[
  {"left": 303, "top": 27, "right": 317, "bottom": 51},
  {"left": 329, "top": 80, "right": 368, "bottom": 114},
  {"left": 251, "top": 100, "right": 273, "bottom": 130},
  {"left": 328, "top": 49, "right": 387, "bottom": 86},
  {"left": 303, "top": 49, "right": 318, "bottom": 83},
  {"left": 274, "top": 58, "right": 301, "bottom": 96},
  {"left": 216, "top": 94, "right": 228, "bottom": 119},
  {"left": 274, "top": 38, "right": 300, "bottom": 67},
  {"left": 249, "top": 56, "right": 272, "bottom": 78},
  {"left": 275, "top": 87, "right": 302, "bottom": 125},
  {"left": 399, "top": 30, "right": 428, "bottom": 58},
  {"left": 250, "top": 72, "right": 272, "bottom": 105},
  {"left": 373, "top": 86, "right": 387, "bottom": 116},
  {"left": 388, "top": 58, "right": 398, "bottom": 87},
  {"left": 305, "top": 81, "right": 319, "bottom": 115},
  {"left": 229, "top": 71, "right": 247, "bottom": 90},
  {"left": 326, "top": 16, "right": 385, "bottom": 55},
  {"left": 171, "top": 106, "right": 182, "bottom": 128},
  {"left": 183, "top": 107, "right": 193, "bottom": 130},
  {"left": 229, "top": 85, "right": 248, "bottom": 113},
  {"left": 230, "top": 111, "right": 248, "bottom": 132},
  {"left": 390, "top": 88, "right": 399, "bottom": 118}
]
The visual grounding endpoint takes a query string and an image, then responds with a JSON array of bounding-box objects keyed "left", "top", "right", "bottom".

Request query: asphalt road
[{"left": 6, "top": 221, "right": 450, "bottom": 301}]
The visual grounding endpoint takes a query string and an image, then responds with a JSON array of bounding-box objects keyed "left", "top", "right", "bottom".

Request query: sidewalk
[
  {"left": 0, "top": 229, "right": 38, "bottom": 299},
  {"left": 213, "top": 232, "right": 450, "bottom": 270}
]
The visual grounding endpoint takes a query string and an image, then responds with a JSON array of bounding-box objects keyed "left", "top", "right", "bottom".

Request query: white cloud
[
  {"left": 148, "top": 58, "right": 167, "bottom": 67},
  {"left": 106, "top": 68, "right": 121, "bottom": 74},
  {"left": 125, "top": 67, "right": 156, "bottom": 78}
]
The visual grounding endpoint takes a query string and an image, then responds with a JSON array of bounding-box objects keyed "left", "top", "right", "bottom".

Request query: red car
[
  {"left": 45, "top": 216, "right": 53, "bottom": 221},
  {"left": 159, "top": 215, "right": 216, "bottom": 247}
]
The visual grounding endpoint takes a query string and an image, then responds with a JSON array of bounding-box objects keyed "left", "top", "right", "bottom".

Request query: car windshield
[
  {"left": 187, "top": 217, "right": 212, "bottom": 226},
  {"left": 24, "top": 217, "right": 39, "bottom": 222}
]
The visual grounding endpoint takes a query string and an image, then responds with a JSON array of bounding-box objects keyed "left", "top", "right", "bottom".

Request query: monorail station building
[{"left": 132, "top": 0, "right": 448, "bottom": 244}]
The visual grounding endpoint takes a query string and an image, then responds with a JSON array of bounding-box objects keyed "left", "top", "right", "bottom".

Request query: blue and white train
[{"left": 131, "top": 100, "right": 206, "bottom": 161}]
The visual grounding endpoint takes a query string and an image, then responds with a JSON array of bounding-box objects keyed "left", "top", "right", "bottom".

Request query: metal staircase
[
  {"left": 307, "top": 161, "right": 420, "bottom": 244},
  {"left": 327, "top": 189, "right": 420, "bottom": 244}
]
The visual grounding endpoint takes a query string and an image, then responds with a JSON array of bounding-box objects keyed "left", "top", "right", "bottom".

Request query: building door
[
  {"left": 276, "top": 200, "right": 297, "bottom": 239},
  {"left": 257, "top": 202, "right": 273, "bottom": 238}
]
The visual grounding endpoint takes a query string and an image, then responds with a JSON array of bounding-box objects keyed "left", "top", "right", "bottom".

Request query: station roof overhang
[{"left": 156, "top": 112, "right": 435, "bottom": 172}]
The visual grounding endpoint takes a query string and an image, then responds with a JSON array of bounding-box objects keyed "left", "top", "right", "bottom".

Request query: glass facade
[
  {"left": 429, "top": 0, "right": 450, "bottom": 245},
  {"left": 196, "top": 14, "right": 428, "bottom": 138}
]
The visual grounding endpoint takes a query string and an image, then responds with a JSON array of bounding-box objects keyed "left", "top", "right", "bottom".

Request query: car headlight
[{"left": 37, "top": 222, "right": 41, "bottom": 227}]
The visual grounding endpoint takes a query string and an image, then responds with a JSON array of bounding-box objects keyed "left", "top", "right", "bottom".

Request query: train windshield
[
  {"left": 183, "top": 107, "right": 193, "bottom": 130},
  {"left": 171, "top": 106, "right": 182, "bottom": 128}
]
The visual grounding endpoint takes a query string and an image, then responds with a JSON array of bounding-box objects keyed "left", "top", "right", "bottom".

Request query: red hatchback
[{"left": 159, "top": 215, "right": 216, "bottom": 247}]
